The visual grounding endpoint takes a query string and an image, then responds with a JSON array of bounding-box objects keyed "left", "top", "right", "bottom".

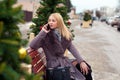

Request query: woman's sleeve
[
  {"left": 67, "top": 42, "right": 84, "bottom": 63},
  {"left": 29, "top": 30, "right": 47, "bottom": 50}
]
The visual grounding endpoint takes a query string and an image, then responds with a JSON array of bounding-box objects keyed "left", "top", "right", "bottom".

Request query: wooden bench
[
  {"left": 27, "top": 43, "right": 93, "bottom": 80},
  {"left": 27, "top": 48, "right": 84, "bottom": 80},
  {"left": 27, "top": 48, "right": 74, "bottom": 74},
  {"left": 27, "top": 48, "right": 46, "bottom": 74}
]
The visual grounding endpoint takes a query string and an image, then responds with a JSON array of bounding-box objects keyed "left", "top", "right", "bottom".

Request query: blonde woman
[{"left": 29, "top": 13, "right": 92, "bottom": 80}]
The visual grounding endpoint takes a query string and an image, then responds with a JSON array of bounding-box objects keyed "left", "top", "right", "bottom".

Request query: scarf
[{"left": 43, "top": 29, "right": 71, "bottom": 57}]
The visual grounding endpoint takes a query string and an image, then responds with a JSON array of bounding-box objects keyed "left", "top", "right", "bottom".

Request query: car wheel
[
  {"left": 80, "top": 23, "right": 83, "bottom": 26},
  {"left": 117, "top": 27, "right": 120, "bottom": 31},
  {"left": 111, "top": 24, "right": 114, "bottom": 27}
]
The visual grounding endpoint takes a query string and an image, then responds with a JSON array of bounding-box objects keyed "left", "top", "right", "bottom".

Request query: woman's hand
[
  {"left": 80, "top": 61, "right": 89, "bottom": 75},
  {"left": 42, "top": 24, "right": 50, "bottom": 33}
]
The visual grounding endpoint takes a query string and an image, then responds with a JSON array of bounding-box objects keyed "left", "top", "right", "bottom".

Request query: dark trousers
[{"left": 76, "top": 63, "right": 93, "bottom": 80}]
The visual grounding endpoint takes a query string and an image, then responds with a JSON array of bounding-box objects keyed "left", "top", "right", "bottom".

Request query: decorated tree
[
  {"left": 83, "top": 11, "right": 92, "bottom": 21},
  {"left": 30, "top": 0, "right": 74, "bottom": 37},
  {"left": 0, "top": 0, "right": 42, "bottom": 80}
]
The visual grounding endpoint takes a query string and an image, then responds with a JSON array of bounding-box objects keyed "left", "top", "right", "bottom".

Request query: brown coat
[{"left": 30, "top": 30, "right": 85, "bottom": 80}]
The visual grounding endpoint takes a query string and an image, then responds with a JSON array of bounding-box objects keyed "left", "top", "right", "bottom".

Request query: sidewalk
[{"left": 69, "top": 20, "right": 120, "bottom": 80}]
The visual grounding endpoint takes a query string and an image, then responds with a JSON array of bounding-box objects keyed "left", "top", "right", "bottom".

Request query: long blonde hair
[{"left": 49, "top": 13, "right": 72, "bottom": 40}]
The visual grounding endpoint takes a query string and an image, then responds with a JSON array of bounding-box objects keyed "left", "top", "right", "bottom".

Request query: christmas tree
[
  {"left": 83, "top": 11, "right": 92, "bottom": 21},
  {"left": 30, "top": 0, "right": 74, "bottom": 37},
  {"left": 0, "top": 0, "right": 42, "bottom": 80}
]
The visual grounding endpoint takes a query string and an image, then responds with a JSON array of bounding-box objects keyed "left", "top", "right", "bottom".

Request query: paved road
[
  {"left": 19, "top": 20, "right": 120, "bottom": 80},
  {"left": 69, "top": 20, "right": 120, "bottom": 80}
]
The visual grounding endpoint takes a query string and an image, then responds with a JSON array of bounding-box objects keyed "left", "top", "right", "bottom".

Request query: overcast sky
[{"left": 71, "top": 0, "right": 119, "bottom": 13}]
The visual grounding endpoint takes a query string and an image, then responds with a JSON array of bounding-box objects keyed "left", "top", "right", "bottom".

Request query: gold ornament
[{"left": 19, "top": 47, "right": 27, "bottom": 59}]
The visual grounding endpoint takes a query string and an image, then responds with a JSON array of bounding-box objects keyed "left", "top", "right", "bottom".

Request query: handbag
[{"left": 46, "top": 66, "right": 71, "bottom": 80}]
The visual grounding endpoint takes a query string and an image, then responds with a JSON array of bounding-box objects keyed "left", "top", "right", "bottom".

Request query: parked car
[
  {"left": 110, "top": 17, "right": 120, "bottom": 27},
  {"left": 117, "top": 22, "right": 120, "bottom": 31},
  {"left": 111, "top": 21, "right": 118, "bottom": 27},
  {"left": 100, "top": 17, "right": 107, "bottom": 22},
  {"left": 106, "top": 17, "right": 115, "bottom": 25},
  {"left": 92, "top": 17, "right": 98, "bottom": 21},
  {"left": 111, "top": 20, "right": 120, "bottom": 27},
  {"left": 111, "top": 20, "right": 120, "bottom": 31}
]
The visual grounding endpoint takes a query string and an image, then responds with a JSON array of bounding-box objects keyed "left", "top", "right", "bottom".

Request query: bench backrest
[{"left": 27, "top": 48, "right": 46, "bottom": 74}]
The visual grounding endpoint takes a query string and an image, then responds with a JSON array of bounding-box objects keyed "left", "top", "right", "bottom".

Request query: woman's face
[{"left": 48, "top": 15, "right": 58, "bottom": 29}]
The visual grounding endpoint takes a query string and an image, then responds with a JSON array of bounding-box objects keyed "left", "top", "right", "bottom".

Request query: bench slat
[{"left": 33, "top": 60, "right": 46, "bottom": 73}]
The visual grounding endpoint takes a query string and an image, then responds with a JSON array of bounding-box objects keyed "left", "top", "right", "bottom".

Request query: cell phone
[{"left": 46, "top": 24, "right": 50, "bottom": 30}]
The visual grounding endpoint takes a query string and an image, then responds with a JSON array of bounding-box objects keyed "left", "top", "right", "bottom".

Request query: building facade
[{"left": 16, "top": 0, "right": 41, "bottom": 21}]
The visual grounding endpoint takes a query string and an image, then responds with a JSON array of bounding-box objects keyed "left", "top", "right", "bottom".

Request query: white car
[{"left": 106, "top": 17, "right": 115, "bottom": 25}]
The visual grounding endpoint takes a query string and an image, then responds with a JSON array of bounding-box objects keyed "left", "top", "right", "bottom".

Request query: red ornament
[
  {"left": 40, "top": 26, "right": 43, "bottom": 30},
  {"left": 67, "top": 21, "right": 71, "bottom": 26}
]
